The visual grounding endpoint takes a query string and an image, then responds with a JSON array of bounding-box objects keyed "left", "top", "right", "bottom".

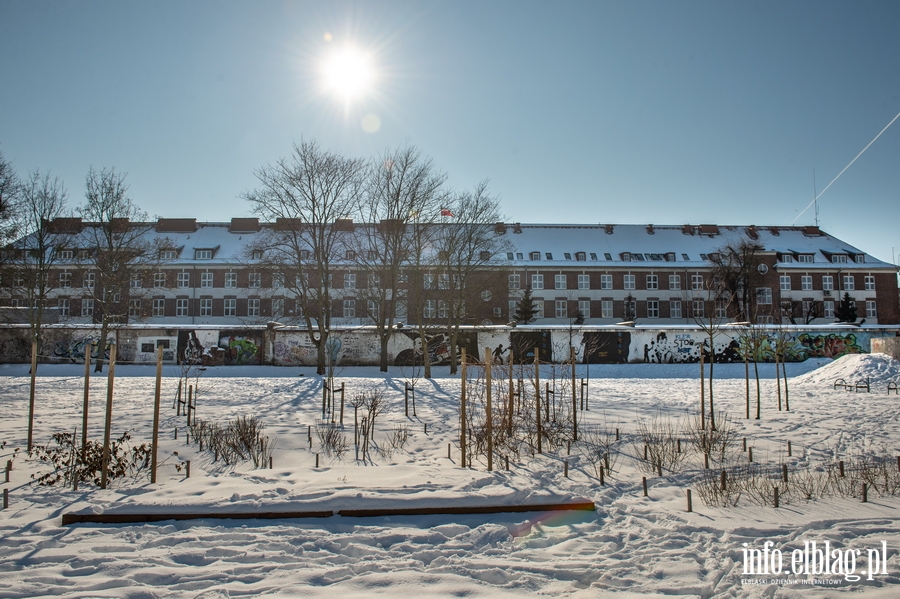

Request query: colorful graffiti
[{"left": 222, "top": 335, "right": 260, "bottom": 365}]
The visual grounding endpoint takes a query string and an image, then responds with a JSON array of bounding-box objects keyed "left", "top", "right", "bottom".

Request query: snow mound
[{"left": 793, "top": 353, "right": 900, "bottom": 387}]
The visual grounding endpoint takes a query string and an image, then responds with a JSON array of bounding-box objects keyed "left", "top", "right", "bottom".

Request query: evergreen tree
[
  {"left": 835, "top": 292, "right": 857, "bottom": 323},
  {"left": 623, "top": 293, "right": 637, "bottom": 322},
  {"left": 514, "top": 286, "right": 537, "bottom": 324}
]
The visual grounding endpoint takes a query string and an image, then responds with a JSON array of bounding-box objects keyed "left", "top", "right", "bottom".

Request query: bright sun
[{"left": 322, "top": 47, "right": 374, "bottom": 101}]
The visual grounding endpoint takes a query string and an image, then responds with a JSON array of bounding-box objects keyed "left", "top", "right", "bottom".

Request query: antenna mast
[{"left": 813, "top": 168, "right": 819, "bottom": 227}]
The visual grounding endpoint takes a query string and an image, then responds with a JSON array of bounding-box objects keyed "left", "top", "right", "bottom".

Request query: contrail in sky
[{"left": 792, "top": 110, "right": 900, "bottom": 224}]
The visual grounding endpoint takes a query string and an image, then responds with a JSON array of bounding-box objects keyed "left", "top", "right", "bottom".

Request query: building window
[
  {"left": 177, "top": 272, "right": 190, "bottom": 288},
  {"left": 530, "top": 251, "right": 540, "bottom": 261},
  {"left": 578, "top": 300, "right": 590, "bottom": 318},
  {"left": 438, "top": 300, "right": 448, "bottom": 319},
  {"left": 438, "top": 274, "right": 450, "bottom": 289},
  {"left": 58, "top": 298, "right": 70, "bottom": 318},
  {"left": 798, "top": 254, "right": 813, "bottom": 263},
  {"left": 160, "top": 249, "right": 177, "bottom": 260},
  {"left": 194, "top": 249, "right": 212, "bottom": 260},
  {"left": 756, "top": 287, "right": 772, "bottom": 304},
  {"left": 780, "top": 275, "right": 791, "bottom": 291},
  {"left": 13, "top": 273, "right": 25, "bottom": 287},
  {"left": 129, "top": 299, "right": 141, "bottom": 318},
  {"left": 822, "top": 275, "right": 833, "bottom": 291},
  {"left": 225, "top": 272, "right": 237, "bottom": 288},
  {"left": 646, "top": 275, "right": 658, "bottom": 290},
  {"left": 692, "top": 299, "right": 704, "bottom": 318},
  {"left": 152, "top": 272, "right": 165, "bottom": 288},
  {"left": 555, "top": 300, "right": 567, "bottom": 319},
  {"left": 831, "top": 254, "right": 848, "bottom": 263},
  {"left": 248, "top": 298, "right": 260, "bottom": 317},
  {"left": 423, "top": 274, "right": 435, "bottom": 289},
  {"left": 81, "top": 298, "right": 94, "bottom": 317},
  {"left": 344, "top": 273, "right": 356, "bottom": 289},
  {"left": 534, "top": 300, "right": 544, "bottom": 319},
  {"left": 577, "top": 274, "right": 589, "bottom": 290},
  {"left": 251, "top": 250, "right": 263, "bottom": 260},
  {"left": 646, "top": 300, "right": 659, "bottom": 319},
  {"left": 624, "top": 275, "right": 635, "bottom": 290},
  {"left": 395, "top": 299, "right": 407, "bottom": 319},
  {"left": 575, "top": 252, "right": 586, "bottom": 261},
  {"left": 424, "top": 299, "right": 436, "bottom": 319},
  {"left": 716, "top": 299, "right": 728, "bottom": 318},
  {"left": 600, "top": 274, "right": 612, "bottom": 290},
  {"left": 843, "top": 275, "right": 855, "bottom": 291},
  {"left": 801, "top": 275, "right": 812, "bottom": 291},
  {"left": 83, "top": 271, "right": 95, "bottom": 289},
  {"left": 59, "top": 271, "right": 72, "bottom": 288},
  {"left": 865, "top": 275, "right": 875, "bottom": 290},
  {"left": 248, "top": 272, "right": 261, "bottom": 288},
  {"left": 129, "top": 275, "right": 141, "bottom": 289},
  {"left": 691, "top": 274, "right": 703, "bottom": 290},
  {"left": 781, "top": 254, "right": 793, "bottom": 263},
  {"left": 200, "top": 272, "right": 213, "bottom": 288},
  {"left": 866, "top": 301, "right": 877, "bottom": 318},
  {"left": 509, "top": 274, "right": 520, "bottom": 290},
  {"left": 555, "top": 274, "right": 567, "bottom": 290},
  {"left": 55, "top": 249, "right": 74, "bottom": 260},
  {"left": 224, "top": 299, "right": 236, "bottom": 317},
  {"left": 176, "top": 299, "right": 189, "bottom": 317},
  {"left": 669, "top": 275, "right": 681, "bottom": 290},
  {"left": 152, "top": 299, "right": 165, "bottom": 317},
  {"left": 601, "top": 300, "right": 613, "bottom": 319},
  {"left": 824, "top": 300, "right": 834, "bottom": 319},
  {"left": 199, "top": 299, "right": 212, "bottom": 317},
  {"left": 624, "top": 298, "right": 636, "bottom": 318},
  {"left": 757, "top": 315, "right": 774, "bottom": 324},
  {"left": 670, "top": 300, "right": 682, "bottom": 319},
  {"left": 532, "top": 274, "right": 544, "bottom": 290},
  {"left": 272, "top": 273, "right": 284, "bottom": 289},
  {"left": 272, "top": 298, "right": 284, "bottom": 319}
]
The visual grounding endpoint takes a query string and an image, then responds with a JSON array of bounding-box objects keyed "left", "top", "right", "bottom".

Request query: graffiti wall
[{"left": 0, "top": 325, "right": 894, "bottom": 366}]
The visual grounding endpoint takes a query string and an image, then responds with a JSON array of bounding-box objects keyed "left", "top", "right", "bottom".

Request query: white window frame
[
  {"left": 823, "top": 300, "right": 834, "bottom": 319},
  {"left": 600, "top": 274, "right": 613, "bottom": 290},
  {"left": 756, "top": 287, "right": 772, "bottom": 305},
  {"left": 623, "top": 274, "right": 635, "bottom": 290},
  {"left": 601, "top": 300, "right": 613, "bottom": 319},
  {"left": 555, "top": 300, "right": 567, "bottom": 319},
  {"left": 865, "top": 275, "right": 875, "bottom": 290},
  {"left": 247, "top": 298, "right": 260, "bottom": 317},
  {"left": 344, "top": 273, "right": 356, "bottom": 289},
  {"left": 646, "top": 274, "right": 658, "bottom": 290},
  {"left": 81, "top": 298, "right": 94, "bottom": 317},
  {"left": 225, "top": 272, "right": 237, "bottom": 288},
  {"left": 199, "top": 298, "right": 212, "bottom": 317},
  {"left": 224, "top": 298, "right": 236, "bottom": 317},
  {"left": 555, "top": 274, "right": 567, "bottom": 290},
  {"left": 646, "top": 300, "right": 659, "bottom": 319},
  {"left": 801, "top": 275, "right": 812, "bottom": 291},
  {"left": 780, "top": 275, "right": 791, "bottom": 291},
  {"left": 83, "top": 271, "right": 95, "bottom": 290},
  {"left": 509, "top": 274, "right": 521, "bottom": 290},
  {"left": 152, "top": 298, "right": 165, "bottom": 317},
  {"left": 58, "top": 298, "right": 70, "bottom": 318},
  {"left": 200, "top": 271, "right": 213, "bottom": 288},
  {"left": 577, "top": 274, "right": 589, "bottom": 290},
  {"left": 691, "top": 274, "right": 703, "bottom": 291},
  {"left": 176, "top": 299, "right": 189, "bottom": 317},
  {"left": 669, "top": 300, "right": 682, "bottom": 319},
  {"left": 248, "top": 272, "right": 262, "bottom": 289},
  {"left": 532, "top": 274, "right": 544, "bottom": 290},
  {"left": 669, "top": 275, "right": 681, "bottom": 290},
  {"left": 177, "top": 271, "right": 190, "bottom": 288},
  {"left": 866, "top": 300, "right": 877, "bottom": 318},
  {"left": 578, "top": 300, "right": 590, "bottom": 318},
  {"left": 843, "top": 275, "right": 855, "bottom": 291},
  {"left": 822, "top": 275, "right": 833, "bottom": 291}
]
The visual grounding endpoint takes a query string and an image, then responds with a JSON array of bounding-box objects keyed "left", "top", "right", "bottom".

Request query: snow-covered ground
[{"left": 3, "top": 355, "right": 900, "bottom": 598}]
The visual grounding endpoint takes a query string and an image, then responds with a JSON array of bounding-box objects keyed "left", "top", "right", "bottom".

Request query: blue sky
[{"left": 1, "top": 1, "right": 899, "bottom": 264}]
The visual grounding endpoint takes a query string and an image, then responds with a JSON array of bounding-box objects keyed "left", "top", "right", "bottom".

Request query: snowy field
[{"left": 3, "top": 355, "right": 900, "bottom": 598}]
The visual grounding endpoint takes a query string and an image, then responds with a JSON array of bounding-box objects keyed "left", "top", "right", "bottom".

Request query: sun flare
[{"left": 322, "top": 47, "right": 374, "bottom": 101}]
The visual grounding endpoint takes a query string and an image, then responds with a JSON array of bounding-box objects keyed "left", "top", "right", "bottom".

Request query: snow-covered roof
[
  {"left": 496, "top": 223, "right": 895, "bottom": 270},
  {"left": 25, "top": 220, "right": 897, "bottom": 270}
]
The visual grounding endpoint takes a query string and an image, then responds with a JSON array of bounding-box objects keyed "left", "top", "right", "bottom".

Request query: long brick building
[{"left": 3, "top": 219, "right": 898, "bottom": 326}]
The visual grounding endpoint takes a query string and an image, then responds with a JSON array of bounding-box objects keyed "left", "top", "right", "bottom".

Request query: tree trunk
[
  {"left": 708, "top": 332, "right": 716, "bottom": 431},
  {"left": 379, "top": 333, "right": 390, "bottom": 372},
  {"left": 94, "top": 320, "right": 109, "bottom": 373}
]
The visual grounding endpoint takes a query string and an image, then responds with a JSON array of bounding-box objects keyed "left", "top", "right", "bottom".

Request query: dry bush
[
  {"left": 632, "top": 411, "right": 687, "bottom": 475},
  {"left": 686, "top": 411, "right": 740, "bottom": 465}
]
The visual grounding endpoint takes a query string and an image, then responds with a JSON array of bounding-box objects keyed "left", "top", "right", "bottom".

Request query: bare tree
[
  {"left": 437, "top": 181, "right": 508, "bottom": 373},
  {"left": 78, "top": 167, "right": 165, "bottom": 372},
  {"left": 243, "top": 140, "right": 365, "bottom": 374},
  {"left": 354, "top": 147, "right": 449, "bottom": 372},
  {"left": 3, "top": 171, "right": 70, "bottom": 363},
  {"left": 708, "top": 238, "right": 765, "bottom": 322},
  {"left": 0, "top": 149, "right": 19, "bottom": 253},
  {"left": 685, "top": 272, "right": 732, "bottom": 430}
]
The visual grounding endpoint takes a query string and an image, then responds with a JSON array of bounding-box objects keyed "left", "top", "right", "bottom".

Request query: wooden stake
[
  {"left": 3, "top": 488, "right": 7, "bottom": 510},
  {"left": 564, "top": 459, "right": 568, "bottom": 478},
  {"left": 508, "top": 351, "right": 514, "bottom": 436},
  {"left": 782, "top": 464, "right": 788, "bottom": 483},
  {"left": 774, "top": 486, "right": 779, "bottom": 508},
  {"left": 27, "top": 338, "right": 38, "bottom": 452},
  {"left": 788, "top": 440, "right": 792, "bottom": 457},
  {"left": 150, "top": 346, "right": 163, "bottom": 483},
  {"left": 185, "top": 460, "right": 190, "bottom": 478},
  {"left": 460, "top": 348, "right": 467, "bottom": 468},
  {"left": 82, "top": 341, "right": 92, "bottom": 454},
  {"left": 570, "top": 346, "right": 577, "bottom": 441},
  {"left": 748, "top": 447, "right": 753, "bottom": 462},
  {"left": 485, "top": 347, "right": 493, "bottom": 472},
  {"left": 720, "top": 470, "right": 727, "bottom": 491},
  {"left": 862, "top": 483, "right": 868, "bottom": 503},
  {"left": 100, "top": 342, "right": 117, "bottom": 490},
  {"left": 686, "top": 489, "right": 692, "bottom": 512},
  {"left": 534, "top": 349, "right": 542, "bottom": 454},
  {"left": 642, "top": 476, "right": 647, "bottom": 496},
  {"left": 839, "top": 460, "right": 844, "bottom": 478}
]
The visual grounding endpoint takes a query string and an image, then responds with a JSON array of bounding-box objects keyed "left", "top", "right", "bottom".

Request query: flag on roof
[{"left": 440, "top": 208, "right": 454, "bottom": 217}]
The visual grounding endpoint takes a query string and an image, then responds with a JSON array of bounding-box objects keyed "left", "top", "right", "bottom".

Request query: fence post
[
  {"left": 3, "top": 488, "right": 7, "bottom": 510},
  {"left": 782, "top": 464, "right": 788, "bottom": 483},
  {"left": 686, "top": 489, "right": 692, "bottom": 512},
  {"left": 788, "top": 440, "right": 792, "bottom": 457},
  {"left": 185, "top": 460, "right": 191, "bottom": 478},
  {"left": 748, "top": 447, "right": 753, "bottom": 463},
  {"left": 642, "top": 476, "right": 647, "bottom": 496},
  {"left": 720, "top": 470, "right": 727, "bottom": 491},
  {"left": 774, "top": 486, "right": 779, "bottom": 508},
  {"left": 839, "top": 460, "right": 845, "bottom": 478},
  {"left": 564, "top": 459, "right": 568, "bottom": 478},
  {"left": 27, "top": 338, "right": 38, "bottom": 452},
  {"left": 862, "top": 483, "right": 868, "bottom": 503}
]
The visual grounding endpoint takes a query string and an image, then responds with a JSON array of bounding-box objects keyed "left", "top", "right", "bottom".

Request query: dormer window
[
  {"left": 251, "top": 250, "right": 264, "bottom": 260},
  {"left": 604, "top": 253, "right": 612, "bottom": 260},
  {"left": 575, "top": 252, "right": 586, "bottom": 261},
  {"left": 780, "top": 254, "right": 793, "bottom": 263},
  {"left": 160, "top": 249, "right": 177, "bottom": 260},
  {"left": 682, "top": 253, "right": 690, "bottom": 261},
  {"left": 666, "top": 252, "right": 676, "bottom": 262},
  {"left": 530, "top": 251, "right": 540, "bottom": 261},
  {"left": 831, "top": 254, "right": 848, "bottom": 263},
  {"left": 55, "top": 249, "right": 74, "bottom": 260},
  {"left": 622, "top": 252, "right": 631, "bottom": 262},
  {"left": 589, "top": 252, "right": 597, "bottom": 260},
  {"left": 854, "top": 254, "right": 866, "bottom": 264},
  {"left": 564, "top": 253, "right": 572, "bottom": 260},
  {"left": 545, "top": 252, "right": 553, "bottom": 260},
  {"left": 194, "top": 249, "right": 213, "bottom": 260},
  {"left": 797, "top": 254, "right": 813, "bottom": 263}
]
